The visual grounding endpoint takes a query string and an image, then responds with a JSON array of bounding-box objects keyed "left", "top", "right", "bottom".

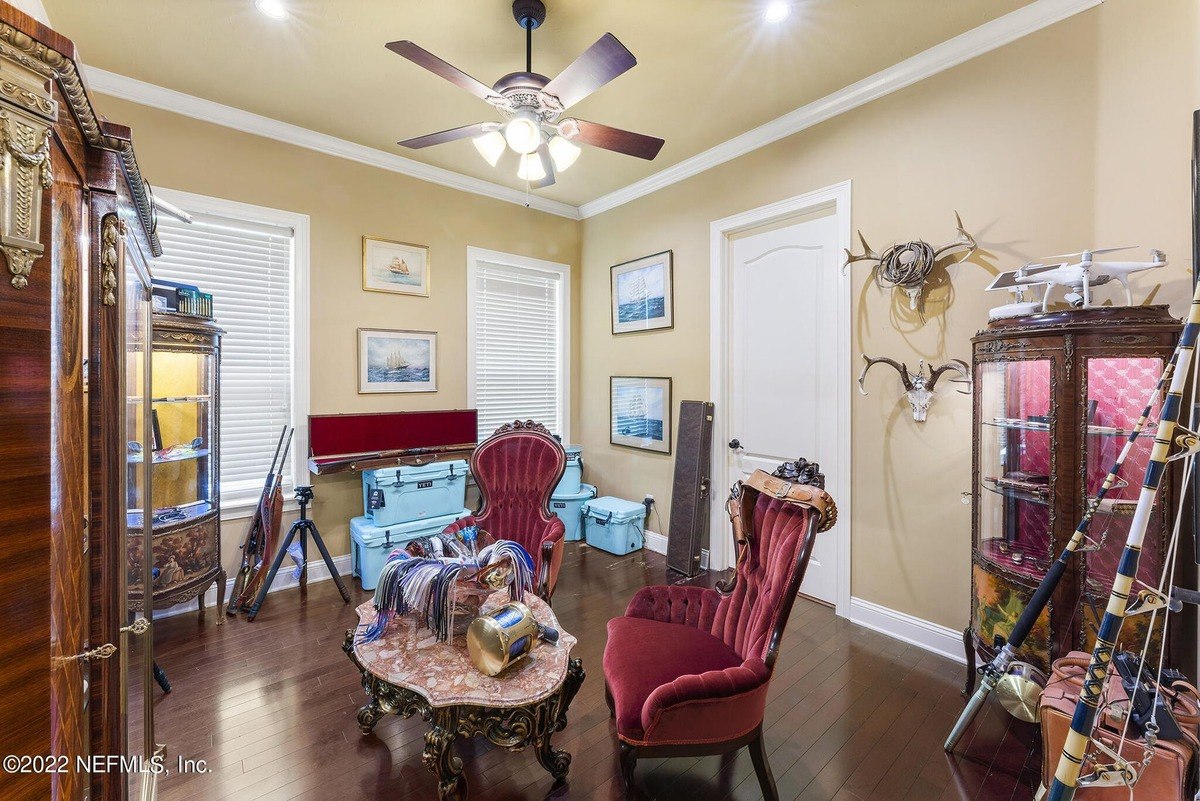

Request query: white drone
[
  {"left": 1016, "top": 246, "right": 1168, "bottom": 311},
  {"left": 985, "top": 247, "right": 1168, "bottom": 320}
]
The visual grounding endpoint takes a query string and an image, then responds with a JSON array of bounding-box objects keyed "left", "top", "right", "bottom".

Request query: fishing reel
[{"left": 994, "top": 660, "right": 1049, "bottom": 723}]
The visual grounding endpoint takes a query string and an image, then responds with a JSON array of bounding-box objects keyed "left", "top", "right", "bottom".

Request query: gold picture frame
[{"left": 362, "top": 236, "right": 430, "bottom": 297}]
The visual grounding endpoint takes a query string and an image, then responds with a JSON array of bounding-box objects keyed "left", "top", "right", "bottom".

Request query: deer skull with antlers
[
  {"left": 857, "top": 355, "right": 971, "bottom": 422},
  {"left": 843, "top": 212, "right": 977, "bottom": 311}
]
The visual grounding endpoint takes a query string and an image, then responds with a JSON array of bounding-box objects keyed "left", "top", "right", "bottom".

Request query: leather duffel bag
[{"left": 1039, "top": 651, "right": 1200, "bottom": 799}]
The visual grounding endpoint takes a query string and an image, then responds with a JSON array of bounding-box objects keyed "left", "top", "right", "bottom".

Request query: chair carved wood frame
[
  {"left": 603, "top": 458, "right": 836, "bottom": 801},
  {"left": 442, "top": 420, "right": 567, "bottom": 602}
]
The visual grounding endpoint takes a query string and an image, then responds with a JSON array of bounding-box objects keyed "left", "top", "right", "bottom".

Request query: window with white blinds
[
  {"left": 468, "top": 252, "right": 570, "bottom": 441},
  {"left": 153, "top": 195, "right": 305, "bottom": 510}
]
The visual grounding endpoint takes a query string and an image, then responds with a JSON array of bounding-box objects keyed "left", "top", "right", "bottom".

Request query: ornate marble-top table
[{"left": 343, "top": 593, "right": 584, "bottom": 800}]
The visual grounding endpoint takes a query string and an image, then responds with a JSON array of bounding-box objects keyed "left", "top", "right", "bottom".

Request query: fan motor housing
[{"left": 513, "top": 0, "right": 546, "bottom": 30}]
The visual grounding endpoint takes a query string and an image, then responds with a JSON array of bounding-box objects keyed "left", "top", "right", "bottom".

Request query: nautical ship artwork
[
  {"left": 611, "top": 376, "right": 672, "bottom": 453},
  {"left": 611, "top": 250, "right": 673, "bottom": 334},
  {"left": 359, "top": 328, "right": 438, "bottom": 393},
  {"left": 362, "top": 236, "right": 429, "bottom": 296}
]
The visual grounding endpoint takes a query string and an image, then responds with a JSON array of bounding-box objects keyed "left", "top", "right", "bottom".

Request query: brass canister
[{"left": 466, "top": 602, "right": 540, "bottom": 676}]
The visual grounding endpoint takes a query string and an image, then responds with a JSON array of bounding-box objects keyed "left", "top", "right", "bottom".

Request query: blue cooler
[
  {"left": 554, "top": 445, "right": 584, "bottom": 495},
  {"left": 362, "top": 459, "right": 468, "bottom": 526},
  {"left": 550, "top": 482, "right": 597, "bottom": 542},
  {"left": 350, "top": 509, "right": 471, "bottom": 590},
  {"left": 582, "top": 496, "right": 645, "bottom": 555}
]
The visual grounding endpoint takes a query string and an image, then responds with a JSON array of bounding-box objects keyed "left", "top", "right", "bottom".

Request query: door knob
[{"left": 728, "top": 438, "right": 741, "bottom": 450}]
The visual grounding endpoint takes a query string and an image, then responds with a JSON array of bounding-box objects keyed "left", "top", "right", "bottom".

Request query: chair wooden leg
[
  {"left": 619, "top": 742, "right": 637, "bottom": 792},
  {"left": 748, "top": 727, "right": 778, "bottom": 801}
]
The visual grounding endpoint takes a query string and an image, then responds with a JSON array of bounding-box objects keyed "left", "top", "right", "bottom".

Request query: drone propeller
[{"left": 1035, "top": 245, "right": 1139, "bottom": 262}]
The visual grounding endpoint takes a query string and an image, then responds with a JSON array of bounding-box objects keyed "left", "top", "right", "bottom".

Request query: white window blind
[
  {"left": 472, "top": 261, "right": 565, "bottom": 439},
  {"left": 154, "top": 211, "right": 295, "bottom": 507}
]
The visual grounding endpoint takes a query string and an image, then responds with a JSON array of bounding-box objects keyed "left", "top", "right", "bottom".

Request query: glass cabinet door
[
  {"left": 1082, "top": 356, "right": 1167, "bottom": 651},
  {"left": 977, "top": 358, "right": 1055, "bottom": 576},
  {"left": 124, "top": 237, "right": 156, "bottom": 799},
  {"left": 148, "top": 348, "right": 215, "bottom": 526}
]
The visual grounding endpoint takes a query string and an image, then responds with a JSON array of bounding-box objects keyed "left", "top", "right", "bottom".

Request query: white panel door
[{"left": 727, "top": 213, "right": 840, "bottom": 605}]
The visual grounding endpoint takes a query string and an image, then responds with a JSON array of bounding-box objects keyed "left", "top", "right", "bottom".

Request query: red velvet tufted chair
[
  {"left": 603, "top": 459, "right": 836, "bottom": 800},
  {"left": 442, "top": 420, "right": 567, "bottom": 602}
]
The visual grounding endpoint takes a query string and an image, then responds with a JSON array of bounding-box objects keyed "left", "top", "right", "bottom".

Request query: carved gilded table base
[{"left": 344, "top": 629, "right": 584, "bottom": 800}]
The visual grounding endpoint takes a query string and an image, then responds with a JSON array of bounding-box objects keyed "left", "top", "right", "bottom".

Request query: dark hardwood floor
[{"left": 150, "top": 543, "right": 1039, "bottom": 800}]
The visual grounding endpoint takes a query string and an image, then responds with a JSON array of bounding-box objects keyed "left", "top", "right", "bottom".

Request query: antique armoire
[{"left": 0, "top": 3, "right": 162, "bottom": 800}]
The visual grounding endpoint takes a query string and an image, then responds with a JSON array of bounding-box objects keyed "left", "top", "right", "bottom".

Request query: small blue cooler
[
  {"left": 582, "top": 496, "right": 645, "bottom": 556},
  {"left": 350, "top": 509, "right": 471, "bottom": 591},
  {"left": 550, "top": 482, "right": 597, "bottom": 542},
  {"left": 554, "top": 445, "right": 584, "bottom": 495},
  {"left": 362, "top": 459, "right": 468, "bottom": 526}
]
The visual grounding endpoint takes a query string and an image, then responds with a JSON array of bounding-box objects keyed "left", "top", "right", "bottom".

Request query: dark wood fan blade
[
  {"left": 542, "top": 33, "right": 636, "bottom": 110},
  {"left": 532, "top": 141, "right": 556, "bottom": 189},
  {"left": 385, "top": 40, "right": 499, "bottom": 102},
  {"left": 566, "top": 119, "right": 664, "bottom": 160},
  {"left": 398, "top": 123, "right": 493, "bottom": 149}
]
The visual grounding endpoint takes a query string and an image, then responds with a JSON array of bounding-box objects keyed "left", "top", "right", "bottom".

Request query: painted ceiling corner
[{"left": 71, "top": 0, "right": 1100, "bottom": 222}]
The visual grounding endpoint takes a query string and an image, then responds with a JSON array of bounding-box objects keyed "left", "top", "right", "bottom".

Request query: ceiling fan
[{"left": 387, "top": 0, "right": 665, "bottom": 189}]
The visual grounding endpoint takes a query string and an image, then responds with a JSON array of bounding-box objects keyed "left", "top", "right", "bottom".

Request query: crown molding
[
  {"left": 83, "top": 66, "right": 582, "bottom": 220},
  {"left": 80, "top": 0, "right": 1098, "bottom": 224},
  {"left": 577, "top": 0, "right": 1102, "bottom": 219}
]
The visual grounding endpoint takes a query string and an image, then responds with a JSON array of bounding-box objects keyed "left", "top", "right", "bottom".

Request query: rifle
[{"left": 227, "top": 426, "right": 291, "bottom": 616}]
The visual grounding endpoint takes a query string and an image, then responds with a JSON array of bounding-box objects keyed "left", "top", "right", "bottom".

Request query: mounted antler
[
  {"left": 858, "top": 354, "right": 970, "bottom": 422},
  {"left": 927, "top": 359, "right": 971, "bottom": 394},
  {"left": 842, "top": 231, "right": 881, "bottom": 274},
  {"left": 842, "top": 213, "right": 977, "bottom": 312},
  {"left": 933, "top": 212, "right": 977, "bottom": 260},
  {"left": 857, "top": 355, "right": 913, "bottom": 394}
]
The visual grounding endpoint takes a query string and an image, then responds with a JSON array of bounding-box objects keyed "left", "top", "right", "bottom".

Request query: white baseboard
[
  {"left": 154, "top": 553, "right": 354, "bottom": 620},
  {"left": 848, "top": 596, "right": 966, "bottom": 664},
  {"left": 644, "top": 530, "right": 710, "bottom": 571}
]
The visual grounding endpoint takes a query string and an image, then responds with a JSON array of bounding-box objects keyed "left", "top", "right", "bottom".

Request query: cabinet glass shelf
[
  {"left": 127, "top": 395, "right": 212, "bottom": 404},
  {"left": 128, "top": 448, "right": 211, "bottom": 465},
  {"left": 983, "top": 417, "right": 1154, "bottom": 437}
]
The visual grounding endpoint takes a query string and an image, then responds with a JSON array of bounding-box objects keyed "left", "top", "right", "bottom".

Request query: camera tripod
[{"left": 246, "top": 485, "right": 350, "bottom": 621}]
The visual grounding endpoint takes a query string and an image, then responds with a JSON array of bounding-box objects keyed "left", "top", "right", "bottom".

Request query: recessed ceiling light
[
  {"left": 763, "top": 2, "right": 790, "bottom": 23},
  {"left": 255, "top": 0, "right": 288, "bottom": 20}
]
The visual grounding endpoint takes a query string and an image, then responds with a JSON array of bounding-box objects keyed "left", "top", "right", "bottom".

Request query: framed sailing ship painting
[
  {"left": 610, "top": 376, "right": 672, "bottom": 453},
  {"left": 358, "top": 328, "right": 437, "bottom": 393},
  {"left": 363, "top": 236, "right": 430, "bottom": 297},
  {"left": 610, "top": 250, "right": 673, "bottom": 334}
]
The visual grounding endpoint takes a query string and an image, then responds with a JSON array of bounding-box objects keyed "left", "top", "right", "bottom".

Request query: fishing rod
[
  {"left": 944, "top": 347, "right": 1180, "bottom": 752},
  {"left": 1046, "top": 280, "right": 1200, "bottom": 800}
]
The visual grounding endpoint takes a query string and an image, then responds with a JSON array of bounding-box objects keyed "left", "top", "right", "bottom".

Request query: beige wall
[
  {"left": 577, "top": 0, "right": 1199, "bottom": 629},
  {"left": 92, "top": 95, "right": 582, "bottom": 563},
  {"left": 97, "top": 0, "right": 1199, "bottom": 629}
]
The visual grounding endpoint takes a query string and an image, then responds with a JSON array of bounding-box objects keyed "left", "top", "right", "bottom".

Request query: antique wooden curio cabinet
[{"left": 967, "top": 305, "right": 1193, "bottom": 686}]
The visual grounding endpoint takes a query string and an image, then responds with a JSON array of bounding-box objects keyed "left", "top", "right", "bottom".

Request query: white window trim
[
  {"left": 466, "top": 246, "right": 571, "bottom": 444},
  {"left": 154, "top": 187, "right": 311, "bottom": 521}
]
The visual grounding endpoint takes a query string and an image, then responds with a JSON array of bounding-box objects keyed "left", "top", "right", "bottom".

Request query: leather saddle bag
[{"left": 1039, "top": 651, "right": 1200, "bottom": 798}]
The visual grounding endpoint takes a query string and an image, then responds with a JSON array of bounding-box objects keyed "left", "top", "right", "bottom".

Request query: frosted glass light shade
[
  {"left": 548, "top": 135, "right": 581, "bottom": 172},
  {"left": 505, "top": 114, "right": 542, "bottom": 155},
  {"left": 472, "top": 131, "right": 506, "bottom": 166},
  {"left": 517, "top": 153, "right": 546, "bottom": 182}
]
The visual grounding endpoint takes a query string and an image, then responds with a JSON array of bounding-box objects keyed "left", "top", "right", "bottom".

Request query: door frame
[{"left": 708, "top": 179, "right": 852, "bottom": 617}]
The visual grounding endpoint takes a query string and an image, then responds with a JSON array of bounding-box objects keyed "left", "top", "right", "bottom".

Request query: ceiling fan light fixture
[
  {"left": 548, "top": 135, "right": 580, "bottom": 172},
  {"left": 517, "top": 153, "right": 546, "bottom": 182},
  {"left": 255, "top": 0, "right": 288, "bottom": 20},
  {"left": 472, "top": 130, "right": 507, "bottom": 166},
  {"left": 505, "top": 112, "right": 543, "bottom": 155}
]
